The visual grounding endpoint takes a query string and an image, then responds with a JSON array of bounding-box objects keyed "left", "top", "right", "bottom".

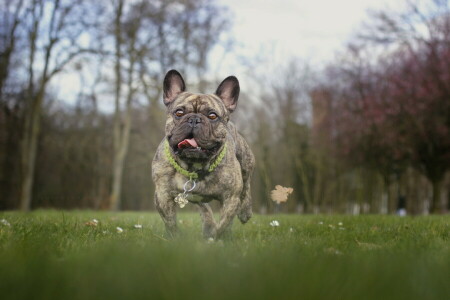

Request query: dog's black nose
[{"left": 188, "top": 115, "right": 202, "bottom": 127}]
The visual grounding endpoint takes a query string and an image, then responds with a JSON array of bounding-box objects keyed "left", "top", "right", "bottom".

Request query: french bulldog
[{"left": 152, "top": 70, "right": 254, "bottom": 239}]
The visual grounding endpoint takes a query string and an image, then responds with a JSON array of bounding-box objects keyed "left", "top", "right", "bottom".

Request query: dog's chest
[{"left": 171, "top": 172, "right": 227, "bottom": 203}]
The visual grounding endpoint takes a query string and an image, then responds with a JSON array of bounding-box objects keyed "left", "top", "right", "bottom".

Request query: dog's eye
[
  {"left": 208, "top": 112, "right": 218, "bottom": 120},
  {"left": 174, "top": 110, "right": 185, "bottom": 118}
]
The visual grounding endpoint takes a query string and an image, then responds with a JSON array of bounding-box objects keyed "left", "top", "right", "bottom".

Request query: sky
[
  {"left": 213, "top": 0, "right": 403, "bottom": 77},
  {"left": 55, "top": 0, "right": 405, "bottom": 108}
]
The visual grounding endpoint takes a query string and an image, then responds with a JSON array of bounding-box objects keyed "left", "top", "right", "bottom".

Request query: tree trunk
[
  {"left": 295, "top": 156, "right": 312, "bottom": 213},
  {"left": 430, "top": 179, "right": 443, "bottom": 214},
  {"left": 108, "top": 0, "right": 124, "bottom": 210},
  {"left": 257, "top": 148, "right": 271, "bottom": 214},
  {"left": 19, "top": 91, "right": 44, "bottom": 211},
  {"left": 108, "top": 0, "right": 137, "bottom": 211},
  {"left": 110, "top": 145, "right": 126, "bottom": 210},
  {"left": 312, "top": 155, "right": 323, "bottom": 212},
  {"left": 109, "top": 100, "right": 132, "bottom": 211},
  {"left": 380, "top": 176, "right": 390, "bottom": 214},
  {"left": 0, "top": 106, "right": 20, "bottom": 209}
]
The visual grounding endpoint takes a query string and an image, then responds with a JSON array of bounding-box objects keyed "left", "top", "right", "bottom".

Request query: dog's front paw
[{"left": 237, "top": 205, "right": 252, "bottom": 224}]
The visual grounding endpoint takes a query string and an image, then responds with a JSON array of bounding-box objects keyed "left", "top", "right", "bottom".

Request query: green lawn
[{"left": 0, "top": 210, "right": 448, "bottom": 300}]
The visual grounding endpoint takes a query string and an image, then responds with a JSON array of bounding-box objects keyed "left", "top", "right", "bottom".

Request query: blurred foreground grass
[{"left": 0, "top": 210, "right": 448, "bottom": 300}]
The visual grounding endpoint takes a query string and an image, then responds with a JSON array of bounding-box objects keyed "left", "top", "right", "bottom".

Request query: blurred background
[{"left": 0, "top": 0, "right": 449, "bottom": 214}]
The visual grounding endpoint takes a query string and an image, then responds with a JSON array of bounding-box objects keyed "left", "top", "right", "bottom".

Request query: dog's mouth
[
  {"left": 171, "top": 134, "right": 220, "bottom": 159},
  {"left": 177, "top": 137, "right": 201, "bottom": 150},
  {"left": 176, "top": 135, "right": 209, "bottom": 154}
]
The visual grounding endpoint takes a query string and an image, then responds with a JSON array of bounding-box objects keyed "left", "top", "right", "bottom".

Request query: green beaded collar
[{"left": 164, "top": 139, "right": 227, "bottom": 180}]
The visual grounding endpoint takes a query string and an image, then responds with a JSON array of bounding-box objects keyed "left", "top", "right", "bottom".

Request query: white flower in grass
[
  {"left": 1, "top": 219, "right": 11, "bottom": 226},
  {"left": 134, "top": 224, "right": 142, "bottom": 229},
  {"left": 207, "top": 237, "right": 215, "bottom": 244},
  {"left": 116, "top": 227, "right": 124, "bottom": 233},
  {"left": 338, "top": 222, "right": 343, "bottom": 226},
  {"left": 289, "top": 227, "right": 294, "bottom": 233},
  {"left": 318, "top": 221, "right": 323, "bottom": 225},
  {"left": 269, "top": 220, "right": 280, "bottom": 227},
  {"left": 85, "top": 219, "right": 99, "bottom": 226}
]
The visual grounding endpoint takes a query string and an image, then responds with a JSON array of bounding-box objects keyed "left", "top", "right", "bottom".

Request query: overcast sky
[
  {"left": 56, "top": 0, "right": 405, "bottom": 107},
  {"left": 213, "top": 0, "right": 403, "bottom": 77}
]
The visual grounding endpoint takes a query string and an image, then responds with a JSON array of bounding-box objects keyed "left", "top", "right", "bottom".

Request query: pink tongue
[{"left": 177, "top": 138, "right": 198, "bottom": 149}]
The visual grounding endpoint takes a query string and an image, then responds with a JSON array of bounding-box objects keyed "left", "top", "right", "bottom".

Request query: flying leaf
[{"left": 271, "top": 185, "right": 293, "bottom": 204}]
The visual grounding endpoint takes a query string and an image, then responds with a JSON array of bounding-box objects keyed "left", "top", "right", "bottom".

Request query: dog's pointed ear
[
  {"left": 163, "top": 70, "right": 186, "bottom": 106},
  {"left": 215, "top": 76, "right": 240, "bottom": 113}
]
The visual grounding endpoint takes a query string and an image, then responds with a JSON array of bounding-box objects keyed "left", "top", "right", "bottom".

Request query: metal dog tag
[
  {"left": 175, "top": 193, "right": 189, "bottom": 208},
  {"left": 174, "top": 179, "right": 196, "bottom": 208}
]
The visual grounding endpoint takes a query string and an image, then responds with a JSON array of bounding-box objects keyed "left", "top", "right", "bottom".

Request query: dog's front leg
[
  {"left": 197, "top": 203, "right": 217, "bottom": 239},
  {"left": 155, "top": 192, "right": 178, "bottom": 238},
  {"left": 238, "top": 178, "right": 253, "bottom": 224},
  {"left": 215, "top": 196, "right": 241, "bottom": 239}
]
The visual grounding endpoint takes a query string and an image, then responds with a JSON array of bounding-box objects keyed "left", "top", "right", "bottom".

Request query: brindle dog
[{"left": 152, "top": 70, "right": 254, "bottom": 239}]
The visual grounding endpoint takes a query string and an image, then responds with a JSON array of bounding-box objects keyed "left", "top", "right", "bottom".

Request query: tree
[
  {"left": 358, "top": 0, "right": 450, "bottom": 212},
  {"left": 245, "top": 60, "right": 315, "bottom": 213},
  {"left": 0, "top": 1, "right": 27, "bottom": 209},
  {"left": 109, "top": 0, "right": 153, "bottom": 210},
  {"left": 383, "top": 46, "right": 450, "bottom": 213},
  {"left": 318, "top": 46, "right": 410, "bottom": 213},
  {"left": 318, "top": 0, "right": 450, "bottom": 213},
  {"left": 19, "top": 0, "right": 94, "bottom": 210}
]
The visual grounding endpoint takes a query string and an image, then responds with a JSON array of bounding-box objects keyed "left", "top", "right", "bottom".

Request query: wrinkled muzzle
[{"left": 168, "top": 114, "right": 222, "bottom": 160}]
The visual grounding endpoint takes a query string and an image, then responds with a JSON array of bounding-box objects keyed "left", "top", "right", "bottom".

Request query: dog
[{"left": 152, "top": 70, "right": 254, "bottom": 239}]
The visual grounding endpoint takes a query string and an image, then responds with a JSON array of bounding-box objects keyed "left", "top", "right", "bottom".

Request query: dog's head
[{"left": 162, "top": 70, "right": 239, "bottom": 162}]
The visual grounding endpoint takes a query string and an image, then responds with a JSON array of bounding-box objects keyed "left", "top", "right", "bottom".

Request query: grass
[{"left": 0, "top": 210, "right": 448, "bottom": 300}]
